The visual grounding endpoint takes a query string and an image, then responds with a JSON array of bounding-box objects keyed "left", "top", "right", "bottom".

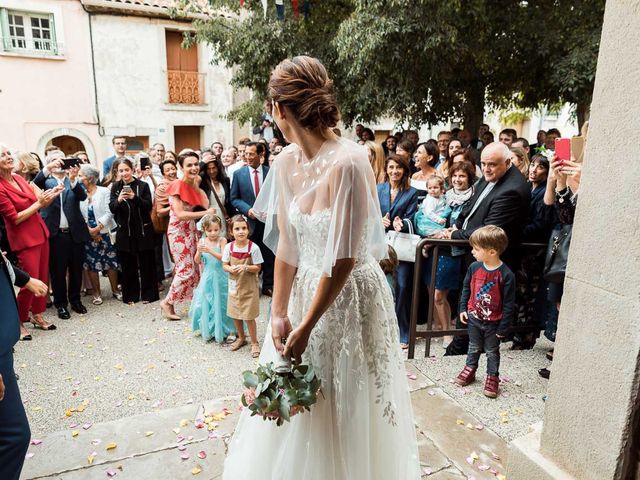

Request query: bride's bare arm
[
  {"left": 283, "top": 258, "right": 356, "bottom": 363},
  {"left": 271, "top": 258, "right": 298, "bottom": 354}
]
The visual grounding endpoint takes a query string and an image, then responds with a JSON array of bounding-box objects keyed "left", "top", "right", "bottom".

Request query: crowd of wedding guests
[
  {"left": 0, "top": 123, "right": 581, "bottom": 377},
  {"left": 360, "top": 123, "right": 582, "bottom": 382},
  {"left": 0, "top": 136, "right": 279, "bottom": 350}
]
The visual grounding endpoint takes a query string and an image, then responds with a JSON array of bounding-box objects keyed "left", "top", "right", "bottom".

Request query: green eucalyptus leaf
[{"left": 243, "top": 371, "right": 259, "bottom": 388}]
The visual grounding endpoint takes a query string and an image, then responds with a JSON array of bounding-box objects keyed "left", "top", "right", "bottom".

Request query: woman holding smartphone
[{"left": 109, "top": 158, "right": 158, "bottom": 304}]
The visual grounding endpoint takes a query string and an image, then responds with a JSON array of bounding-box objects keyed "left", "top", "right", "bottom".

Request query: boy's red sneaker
[
  {"left": 483, "top": 375, "right": 500, "bottom": 398},
  {"left": 455, "top": 366, "right": 476, "bottom": 386}
]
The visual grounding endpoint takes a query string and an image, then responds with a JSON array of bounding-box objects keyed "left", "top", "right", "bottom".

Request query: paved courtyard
[{"left": 15, "top": 284, "right": 553, "bottom": 479}]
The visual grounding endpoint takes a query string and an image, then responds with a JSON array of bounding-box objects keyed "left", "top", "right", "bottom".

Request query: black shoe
[
  {"left": 71, "top": 303, "right": 88, "bottom": 314},
  {"left": 57, "top": 306, "right": 71, "bottom": 319},
  {"left": 538, "top": 368, "right": 551, "bottom": 379}
]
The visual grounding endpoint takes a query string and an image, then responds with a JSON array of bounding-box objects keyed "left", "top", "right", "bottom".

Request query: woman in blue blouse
[{"left": 377, "top": 154, "right": 418, "bottom": 348}]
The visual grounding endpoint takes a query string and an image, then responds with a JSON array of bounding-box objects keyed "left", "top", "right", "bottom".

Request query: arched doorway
[
  {"left": 37, "top": 128, "right": 97, "bottom": 165},
  {"left": 50, "top": 135, "right": 85, "bottom": 156}
]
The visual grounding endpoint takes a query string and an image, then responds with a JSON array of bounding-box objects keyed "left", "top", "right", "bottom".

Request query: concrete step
[{"left": 21, "top": 397, "right": 238, "bottom": 480}]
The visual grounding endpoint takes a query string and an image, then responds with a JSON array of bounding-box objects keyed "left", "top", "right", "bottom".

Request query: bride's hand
[
  {"left": 271, "top": 314, "right": 293, "bottom": 355},
  {"left": 283, "top": 324, "right": 311, "bottom": 364}
]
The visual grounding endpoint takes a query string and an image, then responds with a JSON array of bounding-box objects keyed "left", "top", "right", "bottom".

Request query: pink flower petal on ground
[
  {"left": 197, "top": 451, "right": 207, "bottom": 459},
  {"left": 30, "top": 439, "right": 43, "bottom": 445}
]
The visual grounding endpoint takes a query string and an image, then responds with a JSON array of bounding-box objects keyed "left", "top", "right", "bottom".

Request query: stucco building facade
[{"left": 0, "top": 0, "right": 243, "bottom": 170}]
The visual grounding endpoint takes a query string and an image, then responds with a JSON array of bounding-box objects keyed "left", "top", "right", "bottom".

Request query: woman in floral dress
[{"left": 160, "top": 151, "right": 215, "bottom": 320}]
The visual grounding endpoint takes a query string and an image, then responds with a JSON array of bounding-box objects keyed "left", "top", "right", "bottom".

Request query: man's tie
[{"left": 253, "top": 169, "right": 260, "bottom": 196}]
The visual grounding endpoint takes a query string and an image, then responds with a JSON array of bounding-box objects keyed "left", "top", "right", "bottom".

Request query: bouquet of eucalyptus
[{"left": 241, "top": 362, "right": 322, "bottom": 426}]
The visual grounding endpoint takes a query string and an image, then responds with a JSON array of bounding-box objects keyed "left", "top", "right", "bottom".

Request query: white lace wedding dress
[{"left": 223, "top": 138, "right": 421, "bottom": 480}]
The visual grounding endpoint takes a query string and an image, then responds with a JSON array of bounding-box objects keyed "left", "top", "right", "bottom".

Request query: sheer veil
[{"left": 253, "top": 136, "right": 387, "bottom": 277}]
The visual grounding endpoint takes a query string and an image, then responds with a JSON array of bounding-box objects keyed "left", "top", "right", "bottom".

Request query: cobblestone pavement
[{"left": 15, "top": 292, "right": 270, "bottom": 437}]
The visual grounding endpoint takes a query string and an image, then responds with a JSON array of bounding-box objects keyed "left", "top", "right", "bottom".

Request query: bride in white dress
[{"left": 223, "top": 56, "right": 420, "bottom": 480}]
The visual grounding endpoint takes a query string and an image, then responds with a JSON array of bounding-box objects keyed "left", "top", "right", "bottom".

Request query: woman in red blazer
[{"left": 0, "top": 145, "right": 60, "bottom": 339}]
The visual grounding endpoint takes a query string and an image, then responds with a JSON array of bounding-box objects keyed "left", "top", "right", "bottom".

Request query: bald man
[{"left": 444, "top": 142, "right": 529, "bottom": 257}]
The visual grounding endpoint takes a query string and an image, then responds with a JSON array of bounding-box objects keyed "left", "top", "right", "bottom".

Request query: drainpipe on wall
[{"left": 81, "top": 2, "right": 104, "bottom": 137}]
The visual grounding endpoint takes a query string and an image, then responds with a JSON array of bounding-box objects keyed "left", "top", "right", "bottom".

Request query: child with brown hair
[
  {"left": 222, "top": 215, "right": 263, "bottom": 358},
  {"left": 455, "top": 225, "right": 515, "bottom": 398}
]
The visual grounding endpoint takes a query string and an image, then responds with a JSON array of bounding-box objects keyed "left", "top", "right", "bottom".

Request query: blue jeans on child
[{"left": 466, "top": 315, "right": 501, "bottom": 376}]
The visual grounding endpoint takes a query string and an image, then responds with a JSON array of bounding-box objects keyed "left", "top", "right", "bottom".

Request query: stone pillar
[{"left": 506, "top": 1, "right": 640, "bottom": 479}]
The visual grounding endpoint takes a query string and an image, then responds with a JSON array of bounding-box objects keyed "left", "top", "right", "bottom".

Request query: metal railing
[
  {"left": 167, "top": 70, "right": 206, "bottom": 105},
  {"left": 407, "top": 237, "right": 547, "bottom": 359},
  {"left": 1, "top": 37, "right": 63, "bottom": 56}
]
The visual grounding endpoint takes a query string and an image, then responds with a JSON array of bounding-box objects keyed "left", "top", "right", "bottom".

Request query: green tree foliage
[{"left": 172, "top": 0, "right": 604, "bottom": 131}]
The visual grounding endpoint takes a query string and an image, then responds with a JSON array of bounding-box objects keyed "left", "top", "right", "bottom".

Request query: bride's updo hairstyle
[{"left": 268, "top": 56, "right": 340, "bottom": 130}]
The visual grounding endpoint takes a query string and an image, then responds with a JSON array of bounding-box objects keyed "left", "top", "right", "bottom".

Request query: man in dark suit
[
  {"left": 230, "top": 142, "right": 274, "bottom": 296},
  {"left": 442, "top": 142, "right": 530, "bottom": 354},
  {"left": 0, "top": 250, "right": 48, "bottom": 480},
  {"left": 33, "top": 152, "right": 91, "bottom": 319}
]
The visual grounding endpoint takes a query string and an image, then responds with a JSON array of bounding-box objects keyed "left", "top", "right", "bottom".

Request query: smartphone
[
  {"left": 122, "top": 185, "right": 132, "bottom": 194},
  {"left": 140, "top": 157, "right": 151, "bottom": 170},
  {"left": 555, "top": 138, "right": 571, "bottom": 161},
  {"left": 61, "top": 157, "right": 80, "bottom": 170}
]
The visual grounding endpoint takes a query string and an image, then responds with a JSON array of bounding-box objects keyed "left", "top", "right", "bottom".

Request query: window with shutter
[{"left": 0, "top": 9, "right": 60, "bottom": 56}]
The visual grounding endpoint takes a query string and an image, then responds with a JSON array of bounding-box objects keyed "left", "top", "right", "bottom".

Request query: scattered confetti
[
  {"left": 191, "top": 466, "right": 202, "bottom": 475},
  {"left": 179, "top": 419, "right": 189, "bottom": 427},
  {"left": 406, "top": 373, "right": 417, "bottom": 380},
  {"left": 106, "top": 468, "right": 118, "bottom": 477},
  {"left": 145, "top": 431, "right": 154, "bottom": 437},
  {"left": 456, "top": 419, "right": 465, "bottom": 425},
  {"left": 88, "top": 452, "right": 97, "bottom": 465},
  {"left": 180, "top": 452, "right": 190, "bottom": 460},
  {"left": 478, "top": 464, "right": 490, "bottom": 471},
  {"left": 106, "top": 442, "right": 117, "bottom": 451},
  {"left": 72, "top": 431, "right": 80, "bottom": 437},
  {"left": 475, "top": 424, "right": 484, "bottom": 431},
  {"left": 423, "top": 467, "right": 432, "bottom": 475},
  {"left": 30, "top": 439, "right": 43, "bottom": 445},
  {"left": 83, "top": 423, "right": 93, "bottom": 430},
  {"left": 197, "top": 451, "right": 207, "bottom": 459},
  {"left": 26, "top": 452, "right": 35, "bottom": 460}
]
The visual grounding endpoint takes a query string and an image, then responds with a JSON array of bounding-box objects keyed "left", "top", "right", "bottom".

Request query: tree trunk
[
  {"left": 576, "top": 101, "right": 590, "bottom": 133},
  {"left": 462, "top": 82, "right": 486, "bottom": 138}
]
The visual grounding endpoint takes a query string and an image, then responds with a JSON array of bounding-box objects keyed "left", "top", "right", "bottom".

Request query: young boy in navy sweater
[{"left": 455, "top": 225, "right": 515, "bottom": 398}]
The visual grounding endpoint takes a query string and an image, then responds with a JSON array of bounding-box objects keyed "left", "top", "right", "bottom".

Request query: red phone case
[{"left": 555, "top": 138, "right": 571, "bottom": 161}]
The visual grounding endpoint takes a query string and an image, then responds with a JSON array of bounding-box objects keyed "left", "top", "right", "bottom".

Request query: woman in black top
[
  {"left": 199, "top": 156, "right": 235, "bottom": 237},
  {"left": 109, "top": 158, "right": 158, "bottom": 304}
]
